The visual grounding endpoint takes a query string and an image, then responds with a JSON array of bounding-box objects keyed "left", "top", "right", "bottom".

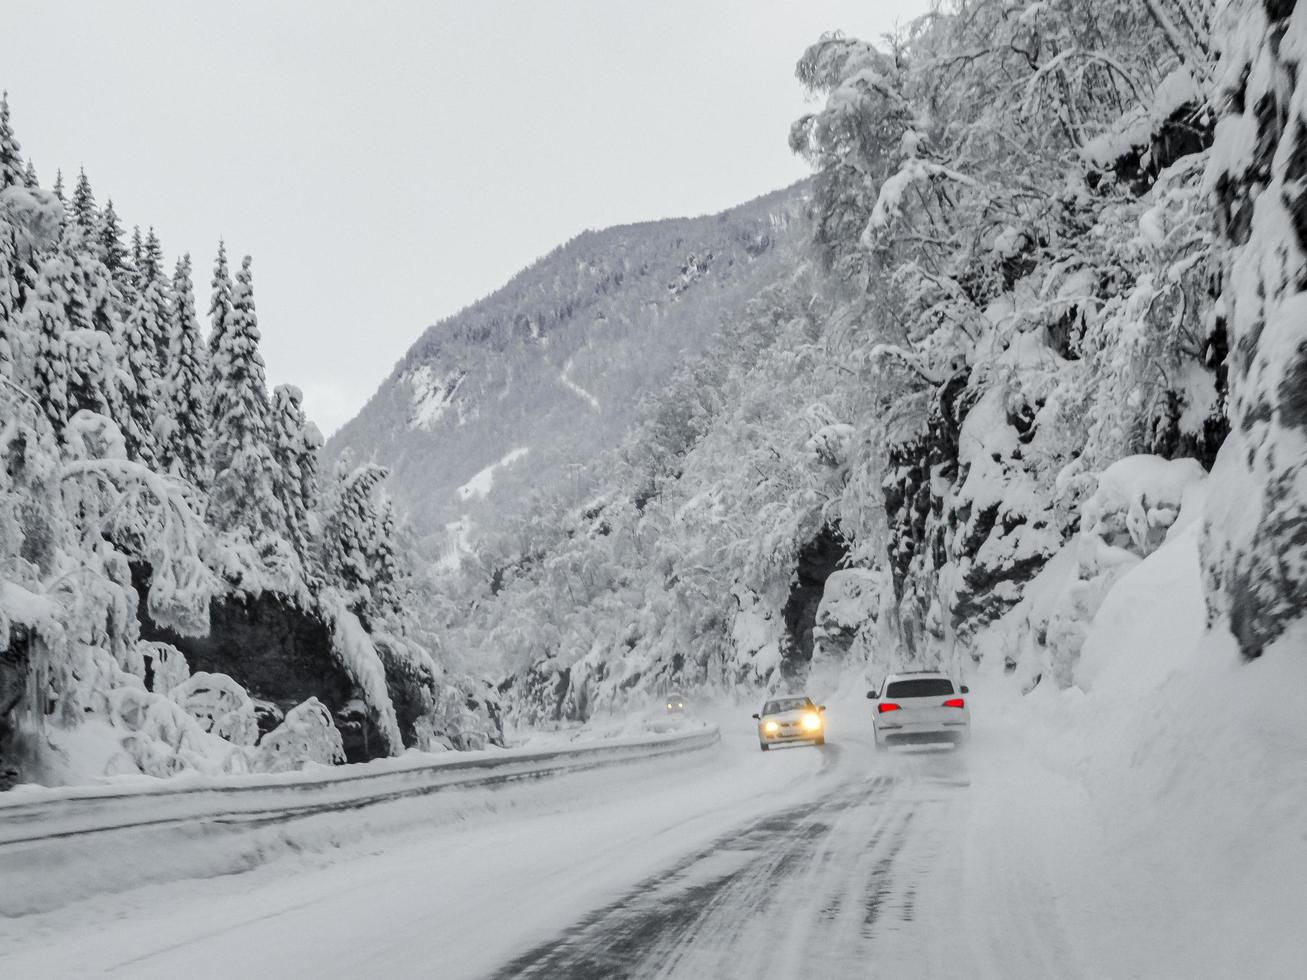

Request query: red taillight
[
  {"left": 877, "top": 703, "right": 900, "bottom": 714},
  {"left": 943, "top": 698, "right": 965, "bottom": 708}
]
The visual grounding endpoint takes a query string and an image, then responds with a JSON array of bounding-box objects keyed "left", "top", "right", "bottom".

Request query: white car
[
  {"left": 867, "top": 671, "right": 969, "bottom": 747},
  {"left": 753, "top": 695, "right": 826, "bottom": 751},
  {"left": 665, "top": 692, "right": 686, "bottom": 714}
]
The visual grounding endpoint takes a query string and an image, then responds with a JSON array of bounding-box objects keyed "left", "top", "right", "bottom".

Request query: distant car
[
  {"left": 665, "top": 692, "right": 686, "bottom": 713},
  {"left": 753, "top": 695, "right": 825, "bottom": 750},
  {"left": 867, "top": 671, "right": 969, "bottom": 748}
]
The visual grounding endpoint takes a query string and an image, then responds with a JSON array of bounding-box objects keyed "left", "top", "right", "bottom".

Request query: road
[{"left": 0, "top": 705, "right": 1089, "bottom": 979}]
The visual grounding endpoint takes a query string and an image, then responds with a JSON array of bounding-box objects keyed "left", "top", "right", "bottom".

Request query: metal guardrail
[
  {"left": 0, "top": 724, "right": 721, "bottom": 848},
  {"left": 0, "top": 724, "right": 721, "bottom": 916}
]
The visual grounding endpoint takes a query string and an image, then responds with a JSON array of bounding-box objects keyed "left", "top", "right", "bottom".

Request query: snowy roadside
[
  {"left": 0, "top": 723, "right": 826, "bottom": 978},
  {"left": 0, "top": 720, "right": 718, "bottom": 916},
  {"left": 960, "top": 525, "right": 1307, "bottom": 978}
]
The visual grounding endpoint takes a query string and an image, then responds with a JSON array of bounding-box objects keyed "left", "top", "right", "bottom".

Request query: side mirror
[
  {"left": 751, "top": 713, "right": 759, "bottom": 719},
  {"left": 865, "top": 691, "right": 876, "bottom": 700},
  {"left": 818, "top": 705, "right": 826, "bottom": 712},
  {"left": 960, "top": 685, "right": 970, "bottom": 694}
]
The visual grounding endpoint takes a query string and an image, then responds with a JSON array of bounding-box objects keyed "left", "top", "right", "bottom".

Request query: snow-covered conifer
[
  {"left": 69, "top": 169, "right": 99, "bottom": 249},
  {"left": 119, "top": 230, "right": 171, "bottom": 466},
  {"left": 320, "top": 462, "right": 403, "bottom": 625},
  {"left": 207, "top": 240, "right": 233, "bottom": 365},
  {"left": 21, "top": 159, "right": 37, "bottom": 189},
  {"left": 158, "top": 255, "right": 210, "bottom": 488},
  {"left": 99, "top": 200, "right": 127, "bottom": 279},
  {"left": 0, "top": 92, "right": 22, "bottom": 190},
  {"left": 23, "top": 251, "right": 73, "bottom": 431},
  {"left": 208, "top": 254, "right": 280, "bottom": 535},
  {"left": 52, "top": 168, "right": 65, "bottom": 204},
  {"left": 270, "top": 383, "right": 322, "bottom": 562}
]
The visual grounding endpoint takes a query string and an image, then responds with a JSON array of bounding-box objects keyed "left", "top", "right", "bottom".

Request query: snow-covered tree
[
  {"left": 320, "top": 462, "right": 403, "bottom": 625},
  {"left": 23, "top": 250, "right": 73, "bottom": 431},
  {"left": 68, "top": 169, "right": 98, "bottom": 249},
  {"left": 208, "top": 254, "right": 280, "bottom": 536},
  {"left": 270, "top": 383, "right": 322, "bottom": 564},
  {"left": 0, "top": 92, "right": 23, "bottom": 190},
  {"left": 99, "top": 199, "right": 127, "bottom": 281},
  {"left": 157, "top": 254, "right": 209, "bottom": 488},
  {"left": 119, "top": 229, "right": 171, "bottom": 466},
  {"left": 207, "top": 240, "right": 232, "bottom": 365}
]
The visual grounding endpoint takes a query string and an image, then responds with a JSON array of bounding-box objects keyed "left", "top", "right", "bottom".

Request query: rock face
[
  {"left": 130, "top": 566, "right": 390, "bottom": 761},
  {"left": 1205, "top": 0, "right": 1307, "bottom": 658},
  {"left": 780, "top": 524, "right": 848, "bottom": 679}
]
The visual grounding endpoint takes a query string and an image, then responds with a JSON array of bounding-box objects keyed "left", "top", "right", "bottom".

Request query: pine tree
[
  {"left": 69, "top": 169, "right": 99, "bottom": 249},
  {"left": 209, "top": 254, "right": 281, "bottom": 535},
  {"left": 0, "top": 92, "right": 22, "bottom": 190},
  {"left": 207, "top": 240, "right": 233, "bottom": 365},
  {"left": 158, "top": 255, "right": 210, "bottom": 488},
  {"left": 270, "top": 383, "right": 322, "bottom": 563},
  {"left": 21, "top": 159, "right": 37, "bottom": 189},
  {"left": 52, "top": 169, "right": 65, "bottom": 204},
  {"left": 24, "top": 251, "right": 73, "bottom": 431}
]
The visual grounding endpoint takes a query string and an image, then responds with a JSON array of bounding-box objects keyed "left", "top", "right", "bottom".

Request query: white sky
[{"left": 2, "top": 0, "right": 929, "bottom": 435}]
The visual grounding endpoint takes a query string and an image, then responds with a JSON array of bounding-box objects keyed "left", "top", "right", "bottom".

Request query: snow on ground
[
  {"left": 406, "top": 364, "right": 467, "bottom": 429},
  {"left": 1, "top": 660, "right": 1302, "bottom": 977},
  {"left": 456, "top": 447, "right": 530, "bottom": 501},
  {"left": 560, "top": 355, "right": 600, "bottom": 411},
  {"left": 433, "top": 515, "right": 475, "bottom": 574}
]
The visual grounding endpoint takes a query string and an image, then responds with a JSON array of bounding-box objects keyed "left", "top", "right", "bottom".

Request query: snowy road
[{"left": 0, "top": 703, "right": 1171, "bottom": 978}]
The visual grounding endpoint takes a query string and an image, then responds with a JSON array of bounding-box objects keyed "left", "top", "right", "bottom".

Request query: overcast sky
[{"left": 2, "top": 0, "right": 929, "bottom": 435}]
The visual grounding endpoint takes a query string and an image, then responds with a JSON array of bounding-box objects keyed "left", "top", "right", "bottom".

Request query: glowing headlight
[
  {"left": 801, "top": 712, "right": 822, "bottom": 731},
  {"left": 763, "top": 720, "right": 780, "bottom": 734},
  {"left": 666, "top": 703, "right": 673, "bottom": 709}
]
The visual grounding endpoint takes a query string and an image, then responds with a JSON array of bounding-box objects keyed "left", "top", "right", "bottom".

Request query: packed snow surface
[{"left": 3, "top": 605, "right": 1301, "bottom": 980}]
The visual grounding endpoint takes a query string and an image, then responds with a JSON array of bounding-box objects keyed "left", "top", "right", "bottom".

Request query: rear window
[{"left": 885, "top": 678, "right": 954, "bottom": 698}]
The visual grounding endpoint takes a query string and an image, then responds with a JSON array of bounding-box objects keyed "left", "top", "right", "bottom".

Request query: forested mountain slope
[
  {"left": 327, "top": 185, "right": 811, "bottom": 556},
  {"left": 398, "top": 0, "right": 1304, "bottom": 732}
]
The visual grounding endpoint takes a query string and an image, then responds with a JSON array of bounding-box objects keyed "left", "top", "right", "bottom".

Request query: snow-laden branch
[{"left": 864, "top": 158, "right": 978, "bottom": 240}]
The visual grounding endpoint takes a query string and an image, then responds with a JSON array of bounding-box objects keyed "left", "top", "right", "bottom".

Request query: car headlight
[
  {"left": 801, "top": 712, "right": 822, "bottom": 731},
  {"left": 763, "top": 720, "right": 780, "bottom": 733},
  {"left": 666, "top": 703, "right": 673, "bottom": 709}
]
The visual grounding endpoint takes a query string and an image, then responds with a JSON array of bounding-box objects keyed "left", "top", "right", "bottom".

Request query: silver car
[{"left": 753, "top": 695, "right": 826, "bottom": 751}]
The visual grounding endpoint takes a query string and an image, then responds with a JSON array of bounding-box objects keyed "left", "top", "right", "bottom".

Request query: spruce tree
[
  {"left": 99, "top": 200, "right": 127, "bottom": 278},
  {"left": 209, "top": 255, "right": 280, "bottom": 536},
  {"left": 69, "top": 169, "right": 99, "bottom": 249},
  {"left": 24, "top": 251, "right": 73, "bottom": 432},
  {"left": 159, "top": 254, "right": 210, "bottom": 488},
  {"left": 270, "top": 383, "right": 323, "bottom": 564},
  {"left": 21, "top": 159, "right": 37, "bottom": 189},
  {"left": 52, "top": 169, "right": 65, "bottom": 204},
  {"left": 207, "top": 240, "right": 233, "bottom": 365},
  {"left": 0, "top": 92, "right": 22, "bottom": 190},
  {"left": 119, "top": 231, "right": 170, "bottom": 466},
  {"left": 321, "top": 463, "right": 402, "bottom": 625}
]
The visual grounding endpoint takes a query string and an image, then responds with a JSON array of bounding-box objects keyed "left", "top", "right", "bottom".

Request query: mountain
[{"left": 326, "top": 182, "right": 812, "bottom": 562}]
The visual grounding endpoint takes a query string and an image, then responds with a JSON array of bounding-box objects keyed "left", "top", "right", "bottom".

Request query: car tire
[
  {"left": 759, "top": 742, "right": 769, "bottom": 752},
  {"left": 814, "top": 735, "right": 826, "bottom": 746}
]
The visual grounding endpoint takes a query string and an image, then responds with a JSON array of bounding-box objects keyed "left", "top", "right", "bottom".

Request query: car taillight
[
  {"left": 877, "top": 703, "right": 900, "bottom": 713},
  {"left": 943, "top": 698, "right": 965, "bottom": 708}
]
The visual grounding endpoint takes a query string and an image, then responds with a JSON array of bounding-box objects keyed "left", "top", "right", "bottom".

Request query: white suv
[{"left": 867, "top": 672, "right": 969, "bottom": 747}]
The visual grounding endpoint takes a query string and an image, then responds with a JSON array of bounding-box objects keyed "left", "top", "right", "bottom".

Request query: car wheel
[
  {"left": 814, "top": 735, "right": 826, "bottom": 746},
  {"left": 759, "top": 742, "right": 769, "bottom": 752}
]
